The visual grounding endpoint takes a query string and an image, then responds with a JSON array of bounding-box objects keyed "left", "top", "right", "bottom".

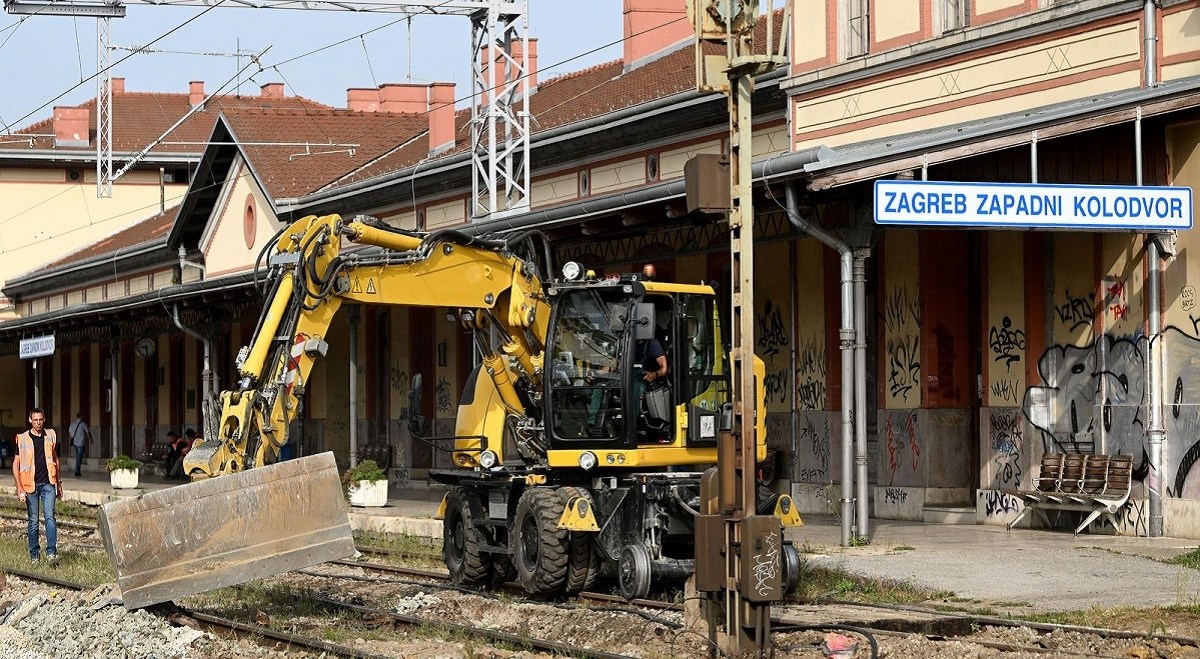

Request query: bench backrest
[
  {"left": 1060, "top": 453, "right": 1086, "bottom": 492},
  {"left": 1080, "top": 454, "right": 1110, "bottom": 494},
  {"left": 1107, "top": 455, "right": 1133, "bottom": 494},
  {"left": 1035, "top": 453, "right": 1064, "bottom": 492}
]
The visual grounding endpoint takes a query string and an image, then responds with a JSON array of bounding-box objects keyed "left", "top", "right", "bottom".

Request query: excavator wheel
[
  {"left": 511, "top": 487, "right": 569, "bottom": 595},
  {"left": 443, "top": 487, "right": 491, "bottom": 587},
  {"left": 490, "top": 553, "right": 518, "bottom": 588},
  {"left": 557, "top": 487, "right": 601, "bottom": 594}
]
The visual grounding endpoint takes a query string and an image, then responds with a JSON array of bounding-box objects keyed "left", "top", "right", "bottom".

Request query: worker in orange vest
[{"left": 11, "top": 408, "right": 61, "bottom": 565}]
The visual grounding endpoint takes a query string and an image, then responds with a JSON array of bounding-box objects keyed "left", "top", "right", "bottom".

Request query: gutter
[
  {"left": 463, "top": 144, "right": 835, "bottom": 235},
  {"left": 4, "top": 238, "right": 171, "bottom": 297},
  {"left": 0, "top": 272, "right": 255, "bottom": 337},
  {"left": 0, "top": 149, "right": 198, "bottom": 164}
]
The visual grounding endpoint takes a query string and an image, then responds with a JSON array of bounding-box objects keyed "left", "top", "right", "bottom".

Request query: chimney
[
  {"left": 478, "top": 38, "right": 539, "bottom": 106},
  {"left": 623, "top": 0, "right": 691, "bottom": 66},
  {"left": 428, "top": 83, "right": 456, "bottom": 155},
  {"left": 260, "top": 82, "right": 285, "bottom": 98},
  {"left": 111, "top": 77, "right": 125, "bottom": 94},
  {"left": 53, "top": 107, "right": 90, "bottom": 148},
  {"left": 347, "top": 88, "right": 381, "bottom": 112},
  {"left": 189, "top": 81, "right": 205, "bottom": 108},
  {"left": 378, "top": 83, "right": 427, "bottom": 113}
]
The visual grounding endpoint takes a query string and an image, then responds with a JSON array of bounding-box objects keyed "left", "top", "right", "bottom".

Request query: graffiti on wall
[
  {"left": 1022, "top": 327, "right": 1200, "bottom": 499},
  {"left": 797, "top": 414, "right": 830, "bottom": 482},
  {"left": 884, "top": 285, "right": 921, "bottom": 405},
  {"left": 988, "top": 316, "right": 1026, "bottom": 370},
  {"left": 991, "top": 378, "right": 1020, "bottom": 405},
  {"left": 1054, "top": 289, "right": 1094, "bottom": 334},
  {"left": 1104, "top": 276, "right": 1129, "bottom": 322},
  {"left": 795, "top": 336, "right": 827, "bottom": 411},
  {"left": 884, "top": 410, "right": 920, "bottom": 486},
  {"left": 982, "top": 490, "right": 1020, "bottom": 517},
  {"left": 988, "top": 408, "right": 1023, "bottom": 488},
  {"left": 883, "top": 487, "right": 908, "bottom": 505},
  {"left": 435, "top": 375, "right": 453, "bottom": 415},
  {"left": 756, "top": 298, "right": 790, "bottom": 407}
]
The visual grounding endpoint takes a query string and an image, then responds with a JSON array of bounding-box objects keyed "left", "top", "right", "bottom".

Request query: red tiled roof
[
  {"left": 43, "top": 204, "right": 179, "bottom": 271},
  {"left": 6, "top": 91, "right": 334, "bottom": 154}
]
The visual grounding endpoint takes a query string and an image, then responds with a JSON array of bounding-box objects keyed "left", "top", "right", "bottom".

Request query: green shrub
[
  {"left": 343, "top": 459, "right": 387, "bottom": 484},
  {"left": 106, "top": 454, "right": 143, "bottom": 473}
]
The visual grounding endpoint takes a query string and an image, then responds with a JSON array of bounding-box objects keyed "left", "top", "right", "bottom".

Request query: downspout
[
  {"left": 171, "top": 304, "right": 215, "bottom": 442},
  {"left": 786, "top": 181, "right": 857, "bottom": 546},
  {"left": 1143, "top": 0, "right": 1165, "bottom": 538},
  {"left": 853, "top": 249, "right": 870, "bottom": 538},
  {"left": 349, "top": 305, "right": 360, "bottom": 469}
]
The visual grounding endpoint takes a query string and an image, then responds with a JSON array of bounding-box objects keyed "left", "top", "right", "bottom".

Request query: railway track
[{"left": 3, "top": 513, "right": 1197, "bottom": 657}]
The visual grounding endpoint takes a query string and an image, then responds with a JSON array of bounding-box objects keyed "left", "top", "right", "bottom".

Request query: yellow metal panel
[
  {"left": 556, "top": 496, "right": 600, "bottom": 532},
  {"left": 547, "top": 447, "right": 718, "bottom": 469},
  {"left": 773, "top": 494, "right": 804, "bottom": 528},
  {"left": 434, "top": 493, "right": 448, "bottom": 520}
]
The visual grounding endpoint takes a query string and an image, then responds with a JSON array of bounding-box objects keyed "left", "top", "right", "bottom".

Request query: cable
[{"left": 773, "top": 623, "right": 880, "bottom": 659}]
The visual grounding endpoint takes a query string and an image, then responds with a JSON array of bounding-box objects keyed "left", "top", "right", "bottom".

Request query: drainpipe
[
  {"left": 1138, "top": 103, "right": 1165, "bottom": 537},
  {"left": 349, "top": 305, "right": 360, "bottom": 469},
  {"left": 171, "top": 304, "right": 215, "bottom": 442},
  {"left": 110, "top": 332, "right": 120, "bottom": 459},
  {"left": 853, "top": 249, "right": 871, "bottom": 538},
  {"left": 786, "top": 182, "right": 857, "bottom": 545}
]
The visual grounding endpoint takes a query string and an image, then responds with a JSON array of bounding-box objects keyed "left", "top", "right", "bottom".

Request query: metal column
[{"left": 349, "top": 305, "right": 360, "bottom": 469}]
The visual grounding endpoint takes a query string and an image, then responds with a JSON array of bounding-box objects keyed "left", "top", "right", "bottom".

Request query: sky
[{"left": 0, "top": 0, "right": 625, "bottom": 132}]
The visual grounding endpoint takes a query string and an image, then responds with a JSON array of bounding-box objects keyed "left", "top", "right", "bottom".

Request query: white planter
[
  {"left": 110, "top": 468, "right": 139, "bottom": 489},
  {"left": 348, "top": 479, "right": 388, "bottom": 507}
]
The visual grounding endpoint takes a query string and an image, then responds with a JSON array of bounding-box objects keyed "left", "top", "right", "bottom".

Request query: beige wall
[
  {"left": 202, "top": 159, "right": 282, "bottom": 278},
  {"left": 875, "top": 0, "right": 921, "bottom": 43},
  {"left": 794, "top": 237, "right": 826, "bottom": 411},
  {"left": 426, "top": 198, "right": 467, "bottom": 230},
  {"left": 975, "top": 0, "right": 1024, "bottom": 14},
  {"left": 793, "top": 0, "right": 827, "bottom": 64},
  {"left": 590, "top": 158, "right": 646, "bottom": 196},
  {"left": 755, "top": 241, "right": 793, "bottom": 415},
  {"left": 883, "top": 229, "right": 921, "bottom": 409},
  {"left": 986, "top": 232, "right": 1026, "bottom": 407},
  {"left": 1166, "top": 121, "right": 1200, "bottom": 335},
  {"left": 1051, "top": 233, "right": 1096, "bottom": 347},
  {"left": 1100, "top": 234, "right": 1144, "bottom": 338},
  {"left": 530, "top": 173, "right": 579, "bottom": 208},
  {"left": 1161, "top": 6, "right": 1200, "bottom": 83},
  {"left": 0, "top": 173, "right": 186, "bottom": 312},
  {"left": 794, "top": 21, "right": 1141, "bottom": 150}
]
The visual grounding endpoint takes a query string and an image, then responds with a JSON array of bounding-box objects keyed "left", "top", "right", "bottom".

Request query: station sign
[
  {"left": 19, "top": 334, "right": 55, "bottom": 359},
  {"left": 874, "top": 180, "right": 1192, "bottom": 230}
]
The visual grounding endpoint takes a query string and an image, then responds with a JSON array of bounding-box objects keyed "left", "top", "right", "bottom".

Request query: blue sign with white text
[{"left": 874, "top": 180, "right": 1192, "bottom": 230}]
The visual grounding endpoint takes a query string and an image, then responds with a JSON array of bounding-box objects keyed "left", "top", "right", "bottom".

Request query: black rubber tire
[
  {"left": 557, "top": 487, "right": 600, "bottom": 594},
  {"left": 491, "top": 553, "right": 518, "bottom": 587},
  {"left": 618, "top": 544, "right": 652, "bottom": 600},
  {"left": 512, "top": 487, "right": 569, "bottom": 595},
  {"left": 781, "top": 542, "right": 801, "bottom": 595},
  {"left": 443, "top": 487, "right": 491, "bottom": 587}
]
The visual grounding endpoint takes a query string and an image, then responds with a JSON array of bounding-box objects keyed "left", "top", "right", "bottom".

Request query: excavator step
[{"left": 99, "top": 452, "right": 355, "bottom": 609}]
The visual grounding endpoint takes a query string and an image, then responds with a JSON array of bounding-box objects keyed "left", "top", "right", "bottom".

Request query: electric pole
[{"left": 690, "top": 1, "right": 788, "bottom": 656}]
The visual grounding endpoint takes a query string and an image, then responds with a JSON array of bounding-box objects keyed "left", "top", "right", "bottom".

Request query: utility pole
[{"left": 690, "top": 1, "right": 788, "bottom": 656}]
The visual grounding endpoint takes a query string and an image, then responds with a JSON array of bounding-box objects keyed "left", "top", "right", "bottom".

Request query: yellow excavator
[{"left": 98, "top": 213, "right": 801, "bottom": 607}]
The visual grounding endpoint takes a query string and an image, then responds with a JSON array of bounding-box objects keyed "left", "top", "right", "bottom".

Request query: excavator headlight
[
  {"left": 578, "top": 451, "right": 598, "bottom": 471},
  {"left": 478, "top": 450, "right": 498, "bottom": 469},
  {"left": 562, "top": 261, "right": 584, "bottom": 281}
]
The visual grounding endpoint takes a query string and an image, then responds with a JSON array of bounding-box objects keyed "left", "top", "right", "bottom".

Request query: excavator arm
[
  {"left": 185, "top": 213, "right": 550, "bottom": 479},
  {"left": 102, "top": 214, "right": 551, "bottom": 609}
]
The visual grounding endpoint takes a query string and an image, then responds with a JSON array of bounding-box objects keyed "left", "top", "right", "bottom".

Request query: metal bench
[
  {"left": 355, "top": 443, "right": 393, "bottom": 471},
  {"left": 1005, "top": 453, "right": 1133, "bottom": 536}
]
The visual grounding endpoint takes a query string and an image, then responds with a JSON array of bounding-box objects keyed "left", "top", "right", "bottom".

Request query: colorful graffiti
[
  {"left": 987, "top": 408, "right": 1023, "bottom": 488},
  {"left": 884, "top": 410, "right": 920, "bottom": 486},
  {"left": 1022, "top": 327, "right": 1200, "bottom": 498}
]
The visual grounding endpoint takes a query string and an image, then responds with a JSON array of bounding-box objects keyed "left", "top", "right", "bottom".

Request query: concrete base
[
  {"left": 873, "top": 486, "right": 924, "bottom": 521},
  {"left": 923, "top": 505, "right": 977, "bottom": 525},
  {"left": 350, "top": 512, "right": 442, "bottom": 539},
  {"left": 791, "top": 482, "right": 836, "bottom": 515}
]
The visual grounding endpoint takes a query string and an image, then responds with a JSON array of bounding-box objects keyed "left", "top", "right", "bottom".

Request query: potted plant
[
  {"left": 107, "top": 454, "right": 143, "bottom": 489},
  {"left": 343, "top": 459, "right": 388, "bottom": 507}
]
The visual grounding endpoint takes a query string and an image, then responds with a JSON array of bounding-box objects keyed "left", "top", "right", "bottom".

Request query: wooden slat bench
[{"left": 1005, "top": 453, "right": 1133, "bottom": 536}]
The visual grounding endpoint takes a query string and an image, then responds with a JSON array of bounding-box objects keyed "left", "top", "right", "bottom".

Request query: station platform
[{"left": 21, "top": 469, "right": 1200, "bottom": 612}]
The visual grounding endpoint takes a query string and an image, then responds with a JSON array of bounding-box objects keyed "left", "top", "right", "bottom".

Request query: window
[
  {"left": 847, "top": 0, "right": 869, "bottom": 58},
  {"left": 941, "top": 0, "right": 968, "bottom": 33},
  {"left": 548, "top": 289, "right": 626, "bottom": 441}
]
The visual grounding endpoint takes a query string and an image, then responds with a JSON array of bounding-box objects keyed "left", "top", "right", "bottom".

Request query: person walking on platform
[
  {"left": 12, "top": 408, "right": 61, "bottom": 565},
  {"left": 68, "top": 412, "right": 91, "bottom": 477}
]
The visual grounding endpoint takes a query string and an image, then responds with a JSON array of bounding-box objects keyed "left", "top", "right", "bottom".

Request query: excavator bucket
[{"left": 98, "top": 452, "right": 355, "bottom": 609}]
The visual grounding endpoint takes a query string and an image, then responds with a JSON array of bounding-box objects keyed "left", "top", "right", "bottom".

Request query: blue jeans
[
  {"left": 24, "top": 483, "right": 57, "bottom": 559},
  {"left": 73, "top": 445, "right": 85, "bottom": 476}
]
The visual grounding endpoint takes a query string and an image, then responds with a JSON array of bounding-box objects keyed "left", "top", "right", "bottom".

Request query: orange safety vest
[{"left": 14, "top": 430, "right": 58, "bottom": 494}]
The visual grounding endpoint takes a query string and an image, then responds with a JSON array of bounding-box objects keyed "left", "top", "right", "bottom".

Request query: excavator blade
[{"left": 98, "top": 452, "right": 355, "bottom": 609}]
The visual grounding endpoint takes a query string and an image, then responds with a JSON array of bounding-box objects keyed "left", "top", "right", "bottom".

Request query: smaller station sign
[
  {"left": 19, "top": 334, "right": 55, "bottom": 359},
  {"left": 874, "top": 180, "right": 1193, "bottom": 230}
]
